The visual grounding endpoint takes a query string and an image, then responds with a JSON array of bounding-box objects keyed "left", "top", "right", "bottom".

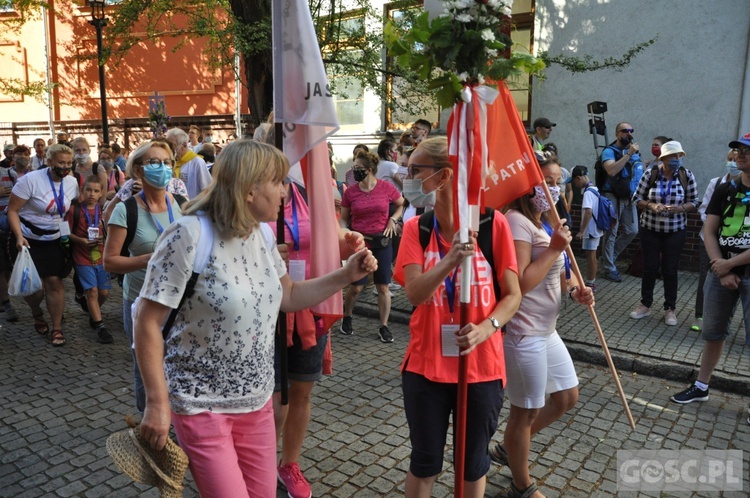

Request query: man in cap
[
  {"left": 571, "top": 165, "right": 604, "bottom": 291},
  {"left": 529, "top": 117, "right": 555, "bottom": 151},
  {"left": 0, "top": 144, "right": 14, "bottom": 169},
  {"left": 671, "top": 132, "right": 750, "bottom": 404}
]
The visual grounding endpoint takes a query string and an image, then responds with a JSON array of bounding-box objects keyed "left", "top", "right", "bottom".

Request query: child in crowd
[
  {"left": 67, "top": 175, "right": 113, "bottom": 344},
  {"left": 571, "top": 166, "right": 603, "bottom": 290}
]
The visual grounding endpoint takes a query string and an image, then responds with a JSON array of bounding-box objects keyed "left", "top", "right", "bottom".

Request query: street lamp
[{"left": 88, "top": 0, "right": 109, "bottom": 145}]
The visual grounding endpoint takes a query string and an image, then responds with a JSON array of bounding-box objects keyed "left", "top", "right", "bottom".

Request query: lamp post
[{"left": 88, "top": 0, "right": 109, "bottom": 145}]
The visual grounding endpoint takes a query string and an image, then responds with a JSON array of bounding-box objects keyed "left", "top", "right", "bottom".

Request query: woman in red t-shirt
[
  {"left": 339, "top": 150, "right": 404, "bottom": 343},
  {"left": 393, "top": 137, "right": 522, "bottom": 498}
]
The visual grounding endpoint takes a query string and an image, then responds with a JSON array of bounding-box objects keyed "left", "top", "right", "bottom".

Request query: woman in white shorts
[{"left": 491, "top": 155, "right": 594, "bottom": 498}]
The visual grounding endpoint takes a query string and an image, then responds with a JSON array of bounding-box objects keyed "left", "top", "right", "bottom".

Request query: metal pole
[{"left": 92, "top": 18, "right": 109, "bottom": 145}]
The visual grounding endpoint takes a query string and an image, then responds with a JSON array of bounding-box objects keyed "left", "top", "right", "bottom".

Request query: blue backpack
[{"left": 585, "top": 187, "right": 617, "bottom": 231}]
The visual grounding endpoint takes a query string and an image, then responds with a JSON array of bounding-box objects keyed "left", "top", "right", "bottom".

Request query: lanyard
[
  {"left": 47, "top": 171, "right": 65, "bottom": 217},
  {"left": 659, "top": 171, "right": 675, "bottom": 203},
  {"left": 542, "top": 220, "right": 571, "bottom": 280},
  {"left": 139, "top": 192, "right": 174, "bottom": 234},
  {"left": 433, "top": 216, "right": 459, "bottom": 314},
  {"left": 283, "top": 194, "right": 300, "bottom": 251},
  {"left": 82, "top": 204, "right": 100, "bottom": 228}
]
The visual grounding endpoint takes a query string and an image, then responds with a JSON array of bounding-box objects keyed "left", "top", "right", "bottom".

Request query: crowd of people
[{"left": 1, "top": 118, "right": 748, "bottom": 498}]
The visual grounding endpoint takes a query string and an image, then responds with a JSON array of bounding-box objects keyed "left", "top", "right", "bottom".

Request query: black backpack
[
  {"left": 417, "top": 208, "right": 501, "bottom": 301},
  {"left": 594, "top": 143, "right": 631, "bottom": 199},
  {"left": 645, "top": 164, "right": 689, "bottom": 193}
]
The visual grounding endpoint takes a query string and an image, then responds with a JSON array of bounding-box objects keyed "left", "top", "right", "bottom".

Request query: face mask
[
  {"left": 726, "top": 161, "right": 740, "bottom": 176},
  {"left": 651, "top": 146, "right": 661, "bottom": 157},
  {"left": 14, "top": 157, "right": 29, "bottom": 169},
  {"left": 142, "top": 162, "right": 173, "bottom": 188},
  {"left": 668, "top": 158, "right": 683, "bottom": 170},
  {"left": 204, "top": 136, "right": 213, "bottom": 143},
  {"left": 74, "top": 153, "right": 89, "bottom": 164},
  {"left": 402, "top": 169, "right": 444, "bottom": 208},
  {"left": 352, "top": 168, "right": 368, "bottom": 182},
  {"left": 52, "top": 167, "right": 70, "bottom": 178},
  {"left": 529, "top": 185, "right": 560, "bottom": 213},
  {"left": 100, "top": 160, "right": 114, "bottom": 169}
]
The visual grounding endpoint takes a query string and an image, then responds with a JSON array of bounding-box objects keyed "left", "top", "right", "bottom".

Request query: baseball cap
[
  {"left": 728, "top": 131, "right": 750, "bottom": 149},
  {"left": 3, "top": 144, "right": 14, "bottom": 152},
  {"left": 533, "top": 117, "right": 556, "bottom": 129},
  {"left": 571, "top": 165, "right": 589, "bottom": 179}
]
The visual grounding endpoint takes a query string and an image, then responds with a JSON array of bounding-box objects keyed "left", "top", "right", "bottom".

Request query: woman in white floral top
[{"left": 135, "top": 139, "right": 377, "bottom": 497}]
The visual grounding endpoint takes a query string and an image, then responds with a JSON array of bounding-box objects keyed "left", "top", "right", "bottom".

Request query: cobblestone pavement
[{"left": 1, "top": 277, "right": 749, "bottom": 497}]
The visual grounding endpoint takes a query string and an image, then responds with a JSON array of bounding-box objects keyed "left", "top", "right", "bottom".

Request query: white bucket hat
[{"left": 659, "top": 141, "right": 686, "bottom": 160}]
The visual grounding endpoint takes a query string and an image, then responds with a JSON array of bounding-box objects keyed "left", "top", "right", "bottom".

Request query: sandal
[
  {"left": 507, "top": 481, "right": 539, "bottom": 498},
  {"left": 50, "top": 329, "right": 66, "bottom": 347},
  {"left": 33, "top": 313, "right": 49, "bottom": 335},
  {"left": 489, "top": 443, "right": 509, "bottom": 466}
]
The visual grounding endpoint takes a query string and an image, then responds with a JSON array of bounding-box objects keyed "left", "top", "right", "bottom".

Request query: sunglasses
[
  {"left": 734, "top": 147, "right": 750, "bottom": 156},
  {"left": 618, "top": 128, "right": 635, "bottom": 133}
]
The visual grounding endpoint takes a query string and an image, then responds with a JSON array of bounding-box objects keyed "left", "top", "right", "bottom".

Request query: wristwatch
[{"left": 488, "top": 316, "right": 501, "bottom": 332}]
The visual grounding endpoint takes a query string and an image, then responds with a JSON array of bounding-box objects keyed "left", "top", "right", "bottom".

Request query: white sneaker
[
  {"left": 388, "top": 282, "right": 401, "bottom": 290},
  {"left": 372, "top": 288, "right": 394, "bottom": 297},
  {"left": 630, "top": 304, "right": 652, "bottom": 319},
  {"left": 665, "top": 309, "right": 677, "bottom": 326}
]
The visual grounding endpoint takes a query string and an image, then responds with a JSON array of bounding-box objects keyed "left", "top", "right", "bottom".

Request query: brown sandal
[
  {"left": 50, "top": 329, "right": 65, "bottom": 347},
  {"left": 33, "top": 313, "right": 49, "bottom": 335}
]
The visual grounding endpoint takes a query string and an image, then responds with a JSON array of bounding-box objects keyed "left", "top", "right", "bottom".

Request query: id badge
[
  {"left": 58, "top": 221, "right": 71, "bottom": 237},
  {"left": 441, "top": 324, "right": 460, "bottom": 357},
  {"left": 289, "top": 259, "right": 306, "bottom": 282},
  {"left": 88, "top": 227, "right": 100, "bottom": 241}
]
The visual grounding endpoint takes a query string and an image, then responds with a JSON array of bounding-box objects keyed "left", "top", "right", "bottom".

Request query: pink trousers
[{"left": 171, "top": 399, "right": 277, "bottom": 498}]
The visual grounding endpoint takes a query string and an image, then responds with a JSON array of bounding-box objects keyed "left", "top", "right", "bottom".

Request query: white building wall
[{"left": 531, "top": 0, "right": 750, "bottom": 191}]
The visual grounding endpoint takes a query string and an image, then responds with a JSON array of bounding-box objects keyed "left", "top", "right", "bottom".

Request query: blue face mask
[
  {"left": 142, "top": 162, "right": 172, "bottom": 188},
  {"left": 727, "top": 161, "right": 740, "bottom": 176},
  {"left": 668, "top": 157, "right": 683, "bottom": 170}
]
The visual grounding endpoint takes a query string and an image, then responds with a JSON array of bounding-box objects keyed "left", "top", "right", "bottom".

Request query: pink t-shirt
[{"left": 342, "top": 180, "right": 401, "bottom": 235}]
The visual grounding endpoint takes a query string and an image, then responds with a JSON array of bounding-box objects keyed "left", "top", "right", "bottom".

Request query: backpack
[
  {"left": 584, "top": 187, "right": 617, "bottom": 231},
  {"left": 594, "top": 144, "right": 631, "bottom": 199},
  {"left": 418, "top": 208, "right": 501, "bottom": 301},
  {"left": 645, "top": 164, "right": 689, "bottom": 193},
  {"left": 114, "top": 193, "right": 188, "bottom": 286}
]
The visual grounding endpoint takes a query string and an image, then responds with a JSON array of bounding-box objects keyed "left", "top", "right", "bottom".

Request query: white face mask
[
  {"left": 74, "top": 153, "right": 89, "bottom": 164},
  {"left": 529, "top": 185, "right": 560, "bottom": 213}
]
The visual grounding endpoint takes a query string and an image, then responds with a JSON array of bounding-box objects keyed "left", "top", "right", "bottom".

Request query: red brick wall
[{"left": 568, "top": 204, "right": 702, "bottom": 273}]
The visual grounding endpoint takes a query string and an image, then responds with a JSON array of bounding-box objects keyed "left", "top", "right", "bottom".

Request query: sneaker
[
  {"left": 378, "top": 325, "right": 394, "bottom": 343},
  {"left": 277, "top": 461, "right": 312, "bottom": 498},
  {"left": 604, "top": 270, "right": 623, "bottom": 282},
  {"left": 665, "top": 309, "right": 677, "bottom": 326},
  {"left": 340, "top": 316, "right": 353, "bottom": 335},
  {"left": 3, "top": 305, "right": 18, "bottom": 322},
  {"left": 690, "top": 318, "right": 703, "bottom": 331},
  {"left": 388, "top": 282, "right": 401, "bottom": 290},
  {"left": 74, "top": 294, "right": 89, "bottom": 313},
  {"left": 630, "top": 304, "right": 651, "bottom": 319},
  {"left": 372, "top": 288, "right": 394, "bottom": 297},
  {"left": 97, "top": 325, "right": 114, "bottom": 344},
  {"left": 670, "top": 384, "right": 709, "bottom": 404}
]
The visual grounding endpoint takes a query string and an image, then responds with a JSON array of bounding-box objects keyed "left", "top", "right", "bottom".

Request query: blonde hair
[
  {"left": 45, "top": 143, "right": 73, "bottom": 162},
  {"left": 125, "top": 141, "right": 174, "bottom": 180},
  {"left": 413, "top": 137, "right": 452, "bottom": 169},
  {"left": 71, "top": 137, "right": 90, "bottom": 150},
  {"left": 183, "top": 139, "right": 289, "bottom": 238}
]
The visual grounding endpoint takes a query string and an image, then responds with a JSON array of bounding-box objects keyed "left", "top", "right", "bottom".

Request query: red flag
[{"left": 483, "top": 81, "right": 544, "bottom": 209}]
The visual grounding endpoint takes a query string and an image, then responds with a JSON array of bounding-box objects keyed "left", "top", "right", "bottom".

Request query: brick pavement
[{"left": 1, "top": 278, "right": 749, "bottom": 497}]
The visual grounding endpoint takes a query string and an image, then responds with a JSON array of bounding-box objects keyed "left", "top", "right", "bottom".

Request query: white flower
[
  {"left": 501, "top": 4, "right": 512, "bottom": 16},
  {"left": 481, "top": 29, "right": 496, "bottom": 41},
  {"left": 477, "top": 74, "right": 486, "bottom": 84},
  {"left": 431, "top": 67, "right": 445, "bottom": 78},
  {"left": 456, "top": 13, "right": 473, "bottom": 23},
  {"left": 487, "top": 0, "right": 500, "bottom": 8},
  {"left": 455, "top": 0, "right": 473, "bottom": 9},
  {"left": 485, "top": 48, "right": 498, "bottom": 57}
]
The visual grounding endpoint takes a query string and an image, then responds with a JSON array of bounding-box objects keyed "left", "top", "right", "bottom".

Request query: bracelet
[{"left": 568, "top": 286, "right": 578, "bottom": 299}]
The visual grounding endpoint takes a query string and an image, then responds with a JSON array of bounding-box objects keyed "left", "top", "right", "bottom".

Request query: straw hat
[{"left": 106, "top": 423, "right": 189, "bottom": 497}]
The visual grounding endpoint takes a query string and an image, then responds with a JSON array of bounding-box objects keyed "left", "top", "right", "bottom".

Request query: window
[{"left": 384, "top": 2, "right": 439, "bottom": 131}]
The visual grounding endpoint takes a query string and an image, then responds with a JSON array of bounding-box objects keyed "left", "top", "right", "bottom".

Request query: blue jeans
[
  {"left": 601, "top": 194, "right": 638, "bottom": 273},
  {"left": 702, "top": 272, "right": 750, "bottom": 345},
  {"left": 639, "top": 228, "right": 686, "bottom": 310},
  {"left": 123, "top": 297, "right": 145, "bottom": 412}
]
